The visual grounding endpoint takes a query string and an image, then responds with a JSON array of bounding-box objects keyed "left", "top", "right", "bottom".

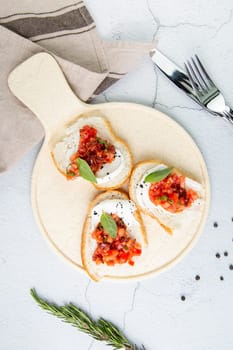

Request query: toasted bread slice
[
  {"left": 129, "top": 160, "right": 204, "bottom": 234},
  {"left": 50, "top": 113, "right": 132, "bottom": 190},
  {"left": 81, "top": 190, "right": 147, "bottom": 281}
]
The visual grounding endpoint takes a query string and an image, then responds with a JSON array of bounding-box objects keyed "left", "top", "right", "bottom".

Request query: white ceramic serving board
[{"left": 8, "top": 53, "right": 210, "bottom": 281}]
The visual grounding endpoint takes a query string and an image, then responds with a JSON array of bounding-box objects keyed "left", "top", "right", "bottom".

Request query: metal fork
[{"left": 184, "top": 55, "right": 233, "bottom": 124}]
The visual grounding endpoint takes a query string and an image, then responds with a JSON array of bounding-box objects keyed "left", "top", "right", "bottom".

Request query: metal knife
[{"left": 150, "top": 49, "right": 200, "bottom": 105}]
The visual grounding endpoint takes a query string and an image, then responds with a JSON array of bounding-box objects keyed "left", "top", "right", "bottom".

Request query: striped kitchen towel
[{"left": 0, "top": 0, "right": 154, "bottom": 173}]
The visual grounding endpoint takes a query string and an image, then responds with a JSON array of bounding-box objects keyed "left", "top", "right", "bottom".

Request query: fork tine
[
  {"left": 195, "top": 54, "right": 215, "bottom": 87},
  {"left": 186, "top": 60, "right": 204, "bottom": 95},
  {"left": 190, "top": 57, "right": 208, "bottom": 92},
  {"left": 184, "top": 62, "right": 199, "bottom": 95},
  {"left": 191, "top": 57, "right": 209, "bottom": 91}
]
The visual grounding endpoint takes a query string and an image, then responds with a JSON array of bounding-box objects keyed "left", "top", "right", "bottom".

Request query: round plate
[{"left": 32, "top": 102, "right": 210, "bottom": 280}]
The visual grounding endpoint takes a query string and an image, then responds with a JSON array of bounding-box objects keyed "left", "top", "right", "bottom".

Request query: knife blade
[{"left": 150, "top": 49, "right": 200, "bottom": 104}]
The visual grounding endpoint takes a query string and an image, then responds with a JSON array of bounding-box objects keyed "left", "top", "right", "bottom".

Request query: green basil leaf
[
  {"left": 144, "top": 167, "right": 173, "bottom": 183},
  {"left": 97, "top": 137, "right": 108, "bottom": 148},
  {"left": 77, "top": 158, "right": 97, "bottom": 183},
  {"left": 159, "top": 195, "right": 168, "bottom": 201},
  {"left": 100, "top": 212, "right": 117, "bottom": 238}
]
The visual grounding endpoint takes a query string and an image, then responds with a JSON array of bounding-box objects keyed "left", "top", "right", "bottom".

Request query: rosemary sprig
[{"left": 30, "top": 288, "right": 145, "bottom": 350}]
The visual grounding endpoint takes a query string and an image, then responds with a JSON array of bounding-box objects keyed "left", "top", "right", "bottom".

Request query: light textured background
[{"left": 1, "top": 1, "right": 233, "bottom": 349}]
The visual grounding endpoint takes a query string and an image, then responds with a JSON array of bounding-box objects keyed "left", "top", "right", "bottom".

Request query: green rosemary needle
[{"left": 30, "top": 288, "right": 145, "bottom": 350}]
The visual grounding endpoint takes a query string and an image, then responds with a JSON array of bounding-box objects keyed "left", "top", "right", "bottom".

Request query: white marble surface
[{"left": 1, "top": 1, "right": 233, "bottom": 349}]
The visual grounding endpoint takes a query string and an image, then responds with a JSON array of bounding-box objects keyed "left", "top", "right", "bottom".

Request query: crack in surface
[
  {"left": 146, "top": 0, "right": 233, "bottom": 44},
  {"left": 160, "top": 22, "right": 214, "bottom": 30},
  {"left": 156, "top": 102, "right": 203, "bottom": 111},
  {"left": 102, "top": 92, "right": 110, "bottom": 102},
  {"left": 212, "top": 8, "right": 233, "bottom": 38},
  {"left": 84, "top": 279, "right": 92, "bottom": 313},
  {"left": 88, "top": 339, "right": 94, "bottom": 350},
  {"left": 146, "top": 0, "right": 159, "bottom": 39},
  {"left": 122, "top": 282, "right": 140, "bottom": 331},
  {"left": 146, "top": 0, "right": 214, "bottom": 39}
]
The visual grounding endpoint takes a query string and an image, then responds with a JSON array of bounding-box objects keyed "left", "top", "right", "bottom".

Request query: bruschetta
[
  {"left": 81, "top": 190, "right": 147, "bottom": 281},
  {"left": 129, "top": 160, "right": 204, "bottom": 233},
  {"left": 51, "top": 113, "right": 132, "bottom": 190}
]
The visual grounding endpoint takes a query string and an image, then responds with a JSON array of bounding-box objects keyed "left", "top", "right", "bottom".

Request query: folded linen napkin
[{"left": 0, "top": 0, "right": 154, "bottom": 173}]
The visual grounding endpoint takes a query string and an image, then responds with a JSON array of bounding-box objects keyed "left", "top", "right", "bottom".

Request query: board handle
[{"left": 8, "top": 53, "right": 88, "bottom": 132}]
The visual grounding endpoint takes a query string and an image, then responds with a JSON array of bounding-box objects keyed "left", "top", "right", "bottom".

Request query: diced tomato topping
[
  {"left": 92, "top": 214, "right": 142, "bottom": 266},
  {"left": 66, "top": 125, "right": 115, "bottom": 179},
  {"left": 149, "top": 173, "right": 199, "bottom": 213}
]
